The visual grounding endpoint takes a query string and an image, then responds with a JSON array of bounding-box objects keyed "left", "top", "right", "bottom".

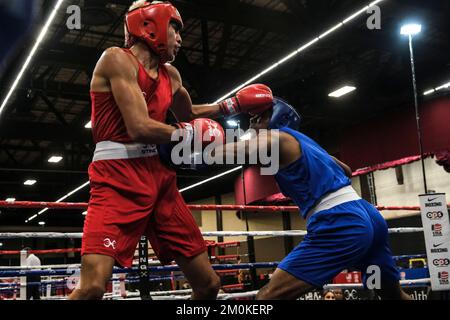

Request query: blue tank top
[{"left": 275, "top": 127, "right": 351, "bottom": 218}]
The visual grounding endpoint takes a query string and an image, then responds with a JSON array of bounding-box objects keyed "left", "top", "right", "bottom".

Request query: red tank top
[{"left": 90, "top": 48, "right": 173, "bottom": 143}]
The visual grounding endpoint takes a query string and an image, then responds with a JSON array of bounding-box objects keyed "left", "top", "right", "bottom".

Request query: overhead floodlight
[
  {"left": 239, "top": 132, "right": 253, "bottom": 141},
  {"left": 48, "top": 156, "right": 63, "bottom": 163},
  {"left": 85, "top": 121, "right": 92, "bottom": 129},
  {"left": 24, "top": 180, "right": 37, "bottom": 186},
  {"left": 328, "top": 86, "right": 357, "bottom": 98},
  {"left": 400, "top": 24, "right": 422, "bottom": 36},
  {"left": 227, "top": 120, "right": 239, "bottom": 127},
  {"left": 0, "top": 0, "right": 66, "bottom": 117}
]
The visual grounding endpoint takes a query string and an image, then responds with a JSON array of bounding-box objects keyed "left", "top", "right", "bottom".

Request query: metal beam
[
  {"left": 111, "top": 0, "right": 303, "bottom": 35},
  {"left": 37, "top": 92, "right": 69, "bottom": 126},
  {"left": 201, "top": 19, "right": 210, "bottom": 67},
  {"left": 0, "top": 121, "right": 92, "bottom": 144}
]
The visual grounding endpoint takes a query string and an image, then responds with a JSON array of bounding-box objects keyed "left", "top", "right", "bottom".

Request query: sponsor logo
[
  {"left": 433, "top": 258, "right": 450, "bottom": 267},
  {"left": 438, "top": 271, "right": 449, "bottom": 285},
  {"left": 432, "top": 224, "right": 443, "bottom": 237},
  {"left": 103, "top": 238, "right": 116, "bottom": 250},
  {"left": 426, "top": 211, "right": 444, "bottom": 220},
  {"left": 433, "top": 243, "right": 445, "bottom": 248},
  {"left": 427, "top": 197, "right": 439, "bottom": 202},
  {"left": 141, "top": 144, "right": 157, "bottom": 155},
  {"left": 425, "top": 202, "right": 443, "bottom": 207},
  {"left": 431, "top": 248, "right": 448, "bottom": 253}
]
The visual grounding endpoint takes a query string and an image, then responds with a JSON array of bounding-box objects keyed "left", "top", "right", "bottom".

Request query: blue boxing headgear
[{"left": 268, "top": 97, "right": 301, "bottom": 130}]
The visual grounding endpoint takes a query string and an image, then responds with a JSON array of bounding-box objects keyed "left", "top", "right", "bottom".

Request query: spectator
[
  {"left": 333, "top": 288, "right": 344, "bottom": 300},
  {"left": 322, "top": 289, "right": 336, "bottom": 300},
  {"left": 22, "top": 247, "right": 41, "bottom": 300}
]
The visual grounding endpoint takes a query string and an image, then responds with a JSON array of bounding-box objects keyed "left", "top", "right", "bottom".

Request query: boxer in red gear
[{"left": 69, "top": 1, "right": 271, "bottom": 300}]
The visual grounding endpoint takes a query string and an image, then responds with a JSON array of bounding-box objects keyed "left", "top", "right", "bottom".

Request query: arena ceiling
[{"left": 0, "top": 0, "right": 449, "bottom": 227}]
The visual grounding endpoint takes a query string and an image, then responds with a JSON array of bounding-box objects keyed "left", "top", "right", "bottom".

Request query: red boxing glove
[
  {"left": 173, "top": 118, "right": 225, "bottom": 147},
  {"left": 219, "top": 84, "right": 273, "bottom": 116}
]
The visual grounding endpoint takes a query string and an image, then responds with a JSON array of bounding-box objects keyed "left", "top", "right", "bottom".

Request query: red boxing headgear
[{"left": 124, "top": 1, "right": 183, "bottom": 63}]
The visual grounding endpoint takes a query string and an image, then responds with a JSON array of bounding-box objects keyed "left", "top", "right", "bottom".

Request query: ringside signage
[{"left": 419, "top": 193, "right": 450, "bottom": 291}]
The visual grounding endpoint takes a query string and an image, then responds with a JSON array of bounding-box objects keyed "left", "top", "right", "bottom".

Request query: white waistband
[
  {"left": 93, "top": 141, "right": 158, "bottom": 162},
  {"left": 307, "top": 185, "right": 361, "bottom": 218}
]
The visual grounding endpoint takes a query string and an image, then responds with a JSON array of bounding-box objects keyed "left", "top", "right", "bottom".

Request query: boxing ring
[{"left": 0, "top": 200, "right": 443, "bottom": 300}]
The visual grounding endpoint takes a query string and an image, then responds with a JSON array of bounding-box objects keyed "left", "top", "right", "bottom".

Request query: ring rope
[
  {"left": 0, "top": 227, "right": 425, "bottom": 239},
  {"left": 1, "top": 200, "right": 447, "bottom": 211}
]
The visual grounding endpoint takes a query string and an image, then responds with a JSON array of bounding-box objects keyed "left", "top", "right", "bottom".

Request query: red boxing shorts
[{"left": 82, "top": 147, "right": 206, "bottom": 267}]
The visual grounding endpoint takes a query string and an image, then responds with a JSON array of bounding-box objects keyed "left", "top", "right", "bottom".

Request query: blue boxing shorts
[{"left": 278, "top": 199, "right": 400, "bottom": 288}]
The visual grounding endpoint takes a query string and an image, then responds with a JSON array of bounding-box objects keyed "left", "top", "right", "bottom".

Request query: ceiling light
[
  {"left": 38, "top": 221, "right": 46, "bottom": 226},
  {"left": 400, "top": 24, "right": 422, "bottom": 36},
  {"left": 26, "top": 181, "right": 90, "bottom": 222},
  {"left": 423, "top": 81, "right": 450, "bottom": 96},
  {"left": 24, "top": 180, "right": 37, "bottom": 186},
  {"left": 227, "top": 120, "right": 239, "bottom": 127},
  {"left": 239, "top": 132, "right": 253, "bottom": 141},
  {"left": 85, "top": 121, "right": 92, "bottom": 129},
  {"left": 179, "top": 166, "right": 243, "bottom": 193},
  {"left": 5, "top": 198, "right": 16, "bottom": 202},
  {"left": 48, "top": 156, "right": 63, "bottom": 163},
  {"left": 0, "top": 0, "right": 66, "bottom": 117},
  {"left": 435, "top": 82, "right": 450, "bottom": 91},
  {"left": 328, "top": 86, "right": 357, "bottom": 98},
  {"left": 213, "top": 1, "right": 386, "bottom": 103},
  {"left": 82, "top": 211, "right": 87, "bottom": 216}
]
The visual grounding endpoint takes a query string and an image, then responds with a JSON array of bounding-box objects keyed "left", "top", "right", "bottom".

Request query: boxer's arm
[
  {"left": 173, "top": 86, "right": 222, "bottom": 120},
  {"left": 331, "top": 156, "right": 353, "bottom": 178},
  {"left": 212, "top": 131, "right": 278, "bottom": 165},
  {"left": 166, "top": 64, "right": 222, "bottom": 121},
  {"left": 99, "top": 48, "right": 176, "bottom": 144}
]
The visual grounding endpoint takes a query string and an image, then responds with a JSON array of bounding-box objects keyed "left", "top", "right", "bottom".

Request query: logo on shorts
[
  {"left": 432, "top": 224, "right": 443, "bottom": 237},
  {"left": 103, "top": 238, "right": 117, "bottom": 250},
  {"left": 438, "top": 271, "right": 449, "bottom": 285}
]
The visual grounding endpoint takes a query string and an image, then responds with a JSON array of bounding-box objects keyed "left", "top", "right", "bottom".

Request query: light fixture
[
  {"left": 82, "top": 211, "right": 87, "bottom": 216},
  {"left": 226, "top": 120, "right": 239, "bottom": 127},
  {"left": 85, "top": 121, "right": 92, "bottom": 129},
  {"left": 0, "top": 243, "right": 3, "bottom": 247},
  {"left": 239, "top": 132, "right": 253, "bottom": 141},
  {"left": 0, "top": 0, "right": 66, "bottom": 117},
  {"left": 38, "top": 221, "right": 46, "bottom": 226},
  {"left": 5, "top": 198, "right": 16, "bottom": 202},
  {"left": 26, "top": 181, "right": 90, "bottom": 222},
  {"left": 435, "top": 82, "right": 450, "bottom": 91},
  {"left": 213, "top": 1, "right": 385, "bottom": 103},
  {"left": 48, "top": 156, "right": 63, "bottom": 163},
  {"left": 179, "top": 166, "right": 243, "bottom": 193},
  {"left": 400, "top": 24, "right": 422, "bottom": 36},
  {"left": 423, "top": 81, "right": 450, "bottom": 96},
  {"left": 328, "top": 86, "right": 357, "bottom": 98},
  {"left": 24, "top": 180, "right": 37, "bottom": 186}
]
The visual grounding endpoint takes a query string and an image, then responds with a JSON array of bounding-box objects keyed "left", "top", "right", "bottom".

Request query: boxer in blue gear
[{"left": 217, "top": 97, "right": 411, "bottom": 300}]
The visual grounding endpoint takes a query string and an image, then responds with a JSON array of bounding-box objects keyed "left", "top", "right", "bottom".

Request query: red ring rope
[{"left": 0, "top": 201, "right": 445, "bottom": 212}]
